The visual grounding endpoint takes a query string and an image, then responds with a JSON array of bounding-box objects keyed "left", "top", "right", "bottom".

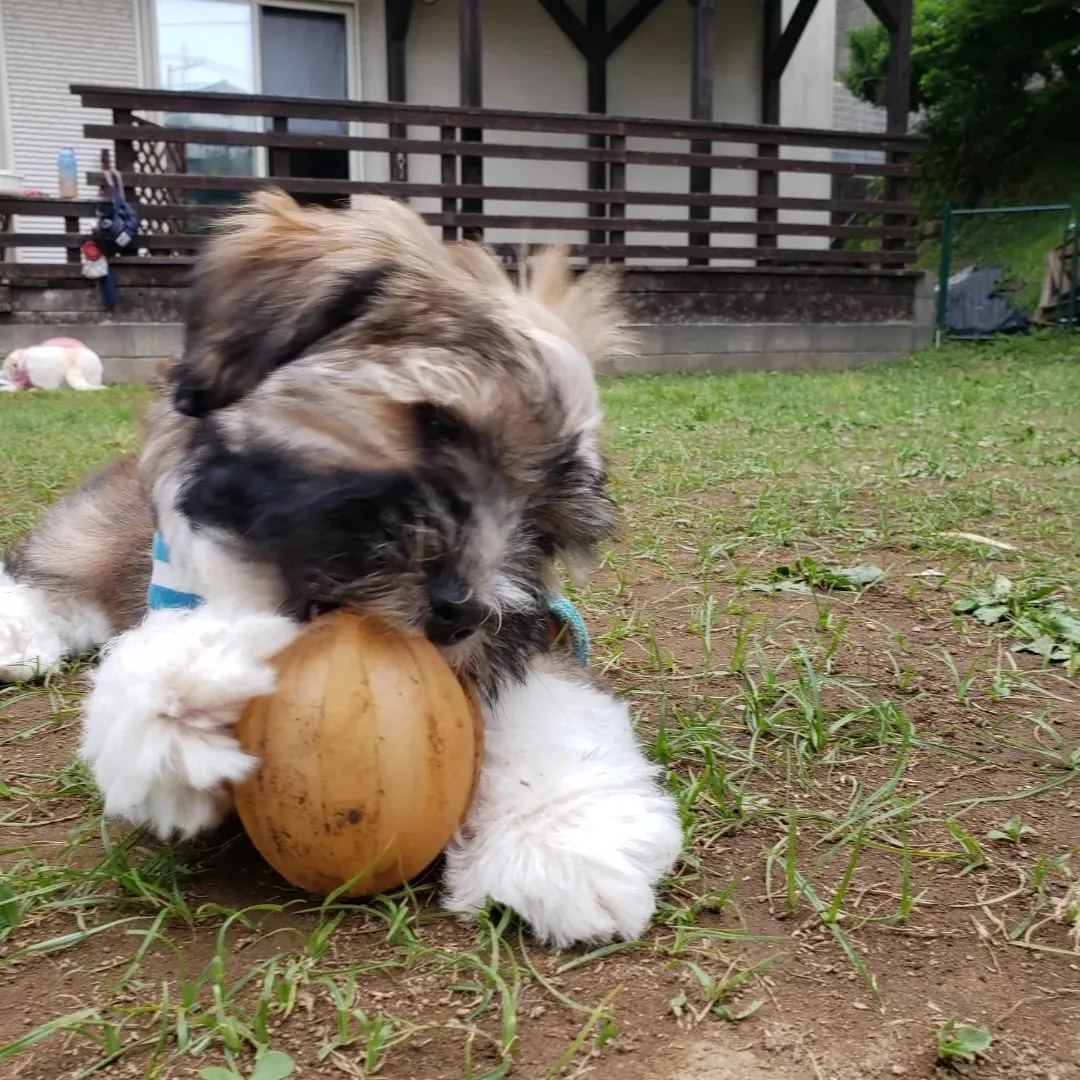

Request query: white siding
[
  {"left": 1, "top": 0, "right": 140, "bottom": 260},
  {"left": 0, "top": 0, "right": 15, "bottom": 180}
]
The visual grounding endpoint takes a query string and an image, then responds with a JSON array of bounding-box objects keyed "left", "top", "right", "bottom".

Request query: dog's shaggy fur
[{"left": 0, "top": 191, "right": 682, "bottom": 946}]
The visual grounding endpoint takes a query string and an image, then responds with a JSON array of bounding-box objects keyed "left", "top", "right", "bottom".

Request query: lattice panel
[{"left": 130, "top": 118, "right": 188, "bottom": 236}]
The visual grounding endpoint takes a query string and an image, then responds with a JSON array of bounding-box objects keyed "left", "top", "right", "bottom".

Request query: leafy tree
[{"left": 843, "top": 0, "right": 1080, "bottom": 205}]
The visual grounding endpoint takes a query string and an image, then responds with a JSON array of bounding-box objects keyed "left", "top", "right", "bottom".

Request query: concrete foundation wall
[
  {"left": 607, "top": 319, "right": 933, "bottom": 376},
  {"left": 0, "top": 303, "right": 935, "bottom": 387}
]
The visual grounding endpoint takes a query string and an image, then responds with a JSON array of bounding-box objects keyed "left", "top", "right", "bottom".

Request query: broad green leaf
[
  {"left": 837, "top": 563, "right": 885, "bottom": 587},
  {"left": 199, "top": 1069, "right": 239, "bottom": 1080},
  {"left": 1047, "top": 610, "right": 1080, "bottom": 644},
  {"left": 973, "top": 604, "right": 1008, "bottom": 625},
  {"left": 1013, "top": 636, "right": 1056, "bottom": 658},
  {"left": 952, "top": 595, "right": 981, "bottom": 614},
  {"left": 940, "top": 1023, "right": 992, "bottom": 1062},
  {"left": 251, "top": 1051, "right": 296, "bottom": 1080},
  {"left": 773, "top": 580, "right": 814, "bottom": 595}
]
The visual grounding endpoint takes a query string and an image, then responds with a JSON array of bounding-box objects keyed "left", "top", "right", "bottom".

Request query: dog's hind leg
[
  {"left": 0, "top": 458, "right": 153, "bottom": 681},
  {"left": 63, "top": 348, "right": 105, "bottom": 391}
]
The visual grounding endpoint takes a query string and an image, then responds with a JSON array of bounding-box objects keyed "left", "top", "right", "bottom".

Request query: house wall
[
  {"left": 405, "top": 0, "right": 834, "bottom": 263},
  {"left": 778, "top": 0, "right": 836, "bottom": 249},
  {"left": 2, "top": 0, "right": 842, "bottom": 264},
  {"left": 1, "top": 0, "right": 143, "bottom": 260},
  {"left": 0, "top": 1, "right": 17, "bottom": 187}
]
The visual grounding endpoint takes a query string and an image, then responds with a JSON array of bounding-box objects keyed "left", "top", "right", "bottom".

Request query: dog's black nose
[
  {"left": 426, "top": 574, "right": 485, "bottom": 646},
  {"left": 173, "top": 373, "right": 215, "bottom": 418}
]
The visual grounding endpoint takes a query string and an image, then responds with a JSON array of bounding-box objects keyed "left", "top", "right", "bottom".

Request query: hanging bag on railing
[{"left": 93, "top": 168, "right": 140, "bottom": 258}]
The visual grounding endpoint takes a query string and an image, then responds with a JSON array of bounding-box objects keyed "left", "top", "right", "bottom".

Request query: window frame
[{"left": 137, "top": 0, "right": 364, "bottom": 183}]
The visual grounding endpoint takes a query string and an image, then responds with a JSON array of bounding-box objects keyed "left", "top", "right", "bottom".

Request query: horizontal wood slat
[
  {"left": 85, "top": 123, "right": 918, "bottom": 179},
  {"left": 0, "top": 201, "right": 915, "bottom": 241},
  {"left": 72, "top": 83, "right": 923, "bottom": 153},
  {"left": 83, "top": 174, "right": 916, "bottom": 216},
  {"left": 0, "top": 232, "right": 915, "bottom": 264},
  {"left": 427, "top": 213, "right": 916, "bottom": 240},
  {"left": 1, "top": 86, "right": 922, "bottom": 271},
  {"left": 0, "top": 232, "right": 203, "bottom": 250}
]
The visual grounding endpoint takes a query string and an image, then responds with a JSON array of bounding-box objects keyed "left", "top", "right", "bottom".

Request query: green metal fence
[{"left": 936, "top": 202, "right": 1079, "bottom": 343}]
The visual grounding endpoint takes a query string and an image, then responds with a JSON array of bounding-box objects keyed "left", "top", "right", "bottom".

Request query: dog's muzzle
[{"left": 425, "top": 572, "right": 486, "bottom": 646}]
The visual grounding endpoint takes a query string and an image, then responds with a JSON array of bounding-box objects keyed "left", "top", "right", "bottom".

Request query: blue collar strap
[
  {"left": 547, "top": 596, "right": 590, "bottom": 665},
  {"left": 148, "top": 531, "right": 590, "bottom": 665}
]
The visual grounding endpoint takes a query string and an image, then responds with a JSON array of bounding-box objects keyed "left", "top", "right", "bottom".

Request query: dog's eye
[{"left": 414, "top": 403, "right": 467, "bottom": 446}]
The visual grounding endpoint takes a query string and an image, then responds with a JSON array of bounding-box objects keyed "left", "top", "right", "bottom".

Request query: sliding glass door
[
  {"left": 149, "top": 0, "right": 356, "bottom": 208},
  {"left": 260, "top": 5, "right": 350, "bottom": 206}
]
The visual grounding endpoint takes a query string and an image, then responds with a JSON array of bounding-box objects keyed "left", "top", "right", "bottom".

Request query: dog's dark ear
[{"left": 172, "top": 190, "right": 391, "bottom": 417}]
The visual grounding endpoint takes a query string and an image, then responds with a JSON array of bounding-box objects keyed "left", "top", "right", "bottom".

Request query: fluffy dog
[
  {"left": 1, "top": 339, "right": 105, "bottom": 391},
  {"left": 0, "top": 191, "right": 682, "bottom": 946}
]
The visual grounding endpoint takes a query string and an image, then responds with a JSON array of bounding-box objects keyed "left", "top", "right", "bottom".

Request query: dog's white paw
[
  {"left": 0, "top": 566, "right": 110, "bottom": 682},
  {"left": 441, "top": 665, "right": 684, "bottom": 947},
  {"left": 81, "top": 607, "right": 301, "bottom": 839},
  {"left": 444, "top": 784, "right": 683, "bottom": 947}
]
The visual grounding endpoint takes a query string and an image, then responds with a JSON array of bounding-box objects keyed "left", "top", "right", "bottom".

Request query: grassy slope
[{"left": 919, "top": 151, "right": 1080, "bottom": 314}]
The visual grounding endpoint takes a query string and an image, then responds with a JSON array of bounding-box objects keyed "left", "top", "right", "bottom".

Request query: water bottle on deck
[{"left": 58, "top": 148, "right": 78, "bottom": 198}]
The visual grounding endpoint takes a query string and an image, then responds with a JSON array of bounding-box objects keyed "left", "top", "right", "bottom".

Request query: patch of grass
[
  {"left": 3, "top": 339, "right": 1080, "bottom": 1075},
  {"left": 935, "top": 1018, "right": 992, "bottom": 1065},
  {"left": 953, "top": 574, "right": 1080, "bottom": 667},
  {"left": 0, "top": 386, "right": 145, "bottom": 546}
]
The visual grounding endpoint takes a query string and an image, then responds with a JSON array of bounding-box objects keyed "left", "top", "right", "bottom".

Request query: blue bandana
[
  {"left": 147, "top": 531, "right": 590, "bottom": 664},
  {"left": 147, "top": 532, "right": 202, "bottom": 611}
]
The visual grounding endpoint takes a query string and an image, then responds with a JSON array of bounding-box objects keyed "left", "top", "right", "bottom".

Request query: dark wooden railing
[{"left": 0, "top": 84, "right": 922, "bottom": 271}]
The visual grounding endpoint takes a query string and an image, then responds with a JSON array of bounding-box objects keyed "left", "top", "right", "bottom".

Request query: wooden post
[
  {"left": 270, "top": 116, "right": 291, "bottom": 182},
  {"left": 757, "top": 0, "right": 782, "bottom": 256},
  {"left": 459, "top": 0, "right": 483, "bottom": 239},
  {"left": 385, "top": 0, "right": 413, "bottom": 183},
  {"left": 886, "top": 0, "right": 913, "bottom": 135},
  {"left": 113, "top": 108, "right": 137, "bottom": 177},
  {"left": 608, "top": 132, "right": 626, "bottom": 263},
  {"left": 64, "top": 215, "right": 80, "bottom": 263},
  {"left": 688, "top": 0, "right": 716, "bottom": 266},
  {"left": 884, "top": 0, "right": 914, "bottom": 263},
  {"left": 586, "top": 0, "right": 607, "bottom": 257},
  {"left": 440, "top": 125, "right": 459, "bottom": 242}
]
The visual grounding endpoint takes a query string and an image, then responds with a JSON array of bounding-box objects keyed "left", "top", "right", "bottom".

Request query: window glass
[
  {"left": 154, "top": 0, "right": 256, "bottom": 207},
  {"left": 157, "top": 0, "right": 254, "bottom": 94}
]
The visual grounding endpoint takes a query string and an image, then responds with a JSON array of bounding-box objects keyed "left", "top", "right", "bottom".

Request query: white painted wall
[
  {"left": 0, "top": 0, "right": 16, "bottom": 185},
  {"left": 404, "top": 0, "right": 836, "bottom": 263},
  {"left": 2, "top": 0, "right": 142, "bottom": 260},
  {"left": 779, "top": 0, "right": 837, "bottom": 249}
]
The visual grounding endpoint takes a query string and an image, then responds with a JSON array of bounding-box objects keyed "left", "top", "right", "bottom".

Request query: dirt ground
[
  {"left": 4, "top": 351, "right": 1080, "bottom": 1078},
  {"left": 3, "top": 554, "right": 1079, "bottom": 1080}
]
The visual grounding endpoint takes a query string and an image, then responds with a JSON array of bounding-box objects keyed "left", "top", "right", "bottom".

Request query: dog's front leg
[
  {"left": 442, "top": 658, "right": 684, "bottom": 947},
  {"left": 80, "top": 605, "right": 301, "bottom": 839}
]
